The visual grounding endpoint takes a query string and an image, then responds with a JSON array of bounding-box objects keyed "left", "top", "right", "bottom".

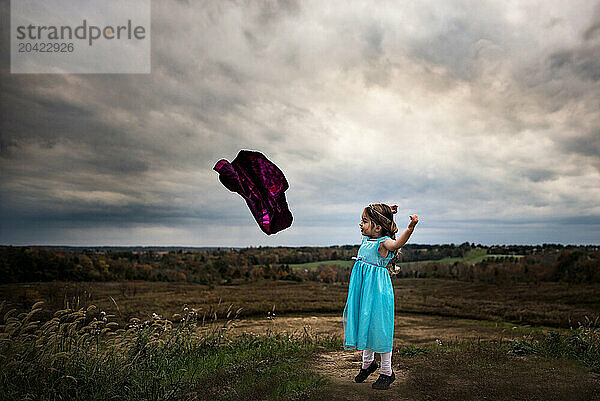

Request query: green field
[
  {"left": 289, "top": 249, "right": 523, "bottom": 270},
  {"left": 405, "top": 248, "right": 523, "bottom": 265}
]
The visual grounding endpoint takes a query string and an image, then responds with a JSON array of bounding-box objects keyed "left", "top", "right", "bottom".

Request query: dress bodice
[{"left": 356, "top": 236, "right": 395, "bottom": 268}]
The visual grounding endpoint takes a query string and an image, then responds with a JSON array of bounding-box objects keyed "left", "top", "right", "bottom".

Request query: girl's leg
[
  {"left": 355, "top": 348, "right": 378, "bottom": 383},
  {"left": 362, "top": 349, "right": 375, "bottom": 369},
  {"left": 380, "top": 351, "right": 392, "bottom": 376}
]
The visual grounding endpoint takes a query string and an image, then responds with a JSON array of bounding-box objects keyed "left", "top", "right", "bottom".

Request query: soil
[
  {"left": 228, "top": 313, "right": 600, "bottom": 401},
  {"left": 229, "top": 313, "right": 530, "bottom": 345}
]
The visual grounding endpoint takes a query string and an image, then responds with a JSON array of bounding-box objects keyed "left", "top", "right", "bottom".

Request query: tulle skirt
[{"left": 343, "top": 261, "right": 395, "bottom": 353}]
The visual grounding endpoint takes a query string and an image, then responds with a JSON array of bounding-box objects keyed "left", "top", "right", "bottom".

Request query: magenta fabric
[{"left": 213, "top": 150, "right": 293, "bottom": 235}]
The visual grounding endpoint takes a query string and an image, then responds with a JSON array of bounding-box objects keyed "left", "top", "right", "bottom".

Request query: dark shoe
[
  {"left": 372, "top": 371, "right": 395, "bottom": 390},
  {"left": 354, "top": 360, "right": 378, "bottom": 383}
]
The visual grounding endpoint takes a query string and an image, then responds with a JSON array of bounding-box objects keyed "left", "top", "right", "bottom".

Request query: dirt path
[
  {"left": 226, "top": 313, "right": 599, "bottom": 401},
  {"left": 229, "top": 313, "right": 526, "bottom": 345},
  {"left": 231, "top": 313, "right": 441, "bottom": 400},
  {"left": 313, "top": 350, "right": 413, "bottom": 400}
]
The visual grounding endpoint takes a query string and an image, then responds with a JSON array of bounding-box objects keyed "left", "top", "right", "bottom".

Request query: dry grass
[
  {"left": 1, "top": 279, "right": 598, "bottom": 328},
  {"left": 0, "top": 301, "right": 341, "bottom": 400},
  {"left": 1, "top": 279, "right": 599, "bottom": 400}
]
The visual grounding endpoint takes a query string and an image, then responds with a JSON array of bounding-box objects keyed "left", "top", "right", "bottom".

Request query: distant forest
[{"left": 0, "top": 243, "right": 598, "bottom": 284}]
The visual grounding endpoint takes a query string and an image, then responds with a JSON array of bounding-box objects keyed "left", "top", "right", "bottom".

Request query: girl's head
[{"left": 360, "top": 203, "right": 398, "bottom": 239}]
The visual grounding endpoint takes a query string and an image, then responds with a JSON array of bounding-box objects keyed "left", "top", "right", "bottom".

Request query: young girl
[{"left": 343, "top": 203, "right": 418, "bottom": 390}]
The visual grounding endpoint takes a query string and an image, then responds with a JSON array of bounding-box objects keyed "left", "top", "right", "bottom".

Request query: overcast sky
[{"left": 1, "top": 0, "right": 599, "bottom": 247}]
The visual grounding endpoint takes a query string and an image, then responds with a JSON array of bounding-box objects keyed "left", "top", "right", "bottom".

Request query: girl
[{"left": 343, "top": 203, "right": 418, "bottom": 390}]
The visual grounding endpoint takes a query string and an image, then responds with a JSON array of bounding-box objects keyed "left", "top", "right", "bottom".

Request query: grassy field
[
  {"left": 289, "top": 249, "right": 523, "bottom": 270},
  {"left": 1, "top": 279, "right": 599, "bottom": 400},
  {"left": 407, "top": 248, "right": 523, "bottom": 265},
  {"left": 3, "top": 301, "right": 598, "bottom": 401},
  {"left": 391, "top": 338, "right": 600, "bottom": 400},
  {"left": 1, "top": 278, "right": 598, "bottom": 328}
]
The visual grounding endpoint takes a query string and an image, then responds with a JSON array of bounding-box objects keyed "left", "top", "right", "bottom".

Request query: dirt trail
[
  {"left": 231, "top": 314, "right": 437, "bottom": 400},
  {"left": 313, "top": 350, "right": 413, "bottom": 400},
  {"left": 229, "top": 313, "right": 519, "bottom": 345},
  {"left": 227, "top": 313, "right": 562, "bottom": 400}
]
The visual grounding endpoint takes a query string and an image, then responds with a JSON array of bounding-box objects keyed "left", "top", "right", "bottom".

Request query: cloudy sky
[{"left": 1, "top": 0, "right": 599, "bottom": 247}]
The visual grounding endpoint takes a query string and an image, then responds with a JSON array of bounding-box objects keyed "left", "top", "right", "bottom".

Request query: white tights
[{"left": 362, "top": 349, "right": 393, "bottom": 376}]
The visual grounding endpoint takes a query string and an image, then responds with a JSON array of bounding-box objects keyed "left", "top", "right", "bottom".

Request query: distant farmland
[
  {"left": 408, "top": 248, "right": 523, "bottom": 265},
  {"left": 289, "top": 248, "right": 523, "bottom": 270}
]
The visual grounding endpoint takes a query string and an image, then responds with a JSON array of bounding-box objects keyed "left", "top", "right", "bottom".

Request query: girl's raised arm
[{"left": 382, "top": 215, "right": 418, "bottom": 251}]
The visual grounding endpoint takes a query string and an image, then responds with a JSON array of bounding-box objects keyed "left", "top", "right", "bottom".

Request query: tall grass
[
  {"left": 0, "top": 301, "right": 341, "bottom": 400},
  {"left": 507, "top": 316, "right": 600, "bottom": 372}
]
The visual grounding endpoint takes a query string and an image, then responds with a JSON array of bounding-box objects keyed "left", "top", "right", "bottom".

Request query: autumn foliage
[{"left": 0, "top": 244, "right": 598, "bottom": 284}]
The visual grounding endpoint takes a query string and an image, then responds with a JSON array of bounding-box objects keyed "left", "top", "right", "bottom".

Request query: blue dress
[{"left": 343, "top": 235, "right": 395, "bottom": 353}]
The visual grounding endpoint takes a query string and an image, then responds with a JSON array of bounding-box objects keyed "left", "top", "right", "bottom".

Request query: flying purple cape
[{"left": 214, "top": 150, "right": 293, "bottom": 235}]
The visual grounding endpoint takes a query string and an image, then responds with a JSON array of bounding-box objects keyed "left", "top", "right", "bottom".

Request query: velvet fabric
[{"left": 213, "top": 150, "right": 293, "bottom": 235}]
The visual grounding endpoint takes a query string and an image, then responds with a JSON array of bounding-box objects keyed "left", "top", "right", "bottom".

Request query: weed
[
  {"left": 504, "top": 318, "right": 600, "bottom": 372},
  {"left": 397, "top": 345, "right": 432, "bottom": 357}
]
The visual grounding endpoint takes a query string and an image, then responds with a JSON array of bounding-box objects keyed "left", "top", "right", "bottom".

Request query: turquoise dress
[{"left": 343, "top": 236, "right": 395, "bottom": 353}]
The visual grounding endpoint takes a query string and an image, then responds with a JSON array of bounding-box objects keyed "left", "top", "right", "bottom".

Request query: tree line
[
  {"left": 0, "top": 243, "right": 598, "bottom": 284},
  {"left": 397, "top": 247, "right": 600, "bottom": 283}
]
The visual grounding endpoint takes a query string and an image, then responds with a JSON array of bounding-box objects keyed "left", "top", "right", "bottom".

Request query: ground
[
  {"left": 229, "top": 313, "right": 600, "bottom": 401},
  {"left": 314, "top": 350, "right": 412, "bottom": 401},
  {"left": 2, "top": 280, "right": 598, "bottom": 399},
  {"left": 229, "top": 313, "right": 547, "bottom": 344}
]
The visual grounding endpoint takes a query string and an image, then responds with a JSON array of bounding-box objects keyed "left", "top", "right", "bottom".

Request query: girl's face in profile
[{"left": 359, "top": 210, "right": 380, "bottom": 238}]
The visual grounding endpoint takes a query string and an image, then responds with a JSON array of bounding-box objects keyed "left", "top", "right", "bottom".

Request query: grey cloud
[
  {"left": 408, "top": 9, "right": 507, "bottom": 81},
  {"left": 562, "top": 130, "right": 600, "bottom": 158},
  {"left": 442, "top": 214, "right": 600, "bottom": 227},
  {"left": 1, "top": 0, "right": 599, "bottom": 246},
  {"left": 1, "top": 98, "right": 145, "bottom": 174},
  {"left": 393, "top": 1, "right": 599, "bottom": 145},
  {"left": 549, "top": 50, "right": 573, "bottom": 70},
  {"left": 549, "top": 45, "right": 600, "bottom": 82},
  {"left": 363, "top": 23, "right": 384, "bottom": 59},
  {"left": 254, "top": 0, "right": 300, "bottom": 26},
  {"left": 84, "top": 155, "right": 150, "bottom": 175},
  {"left": 584, "top": 21, "right": 600, "bottom": 40},
  {"left": 530, "top": 15, "right": 600, "bottom": 102},
  {"left": 522, "top": 168, "right": 557, "bottom": 183},
  {"left": 1, "top": 202, "right": 240, "bottom": 226},
  {"left": 583, "top": 2, "right": 600, "bottom": 40},
  {"left": 214, "top": 61, "right": 249, "bottom": 85}
]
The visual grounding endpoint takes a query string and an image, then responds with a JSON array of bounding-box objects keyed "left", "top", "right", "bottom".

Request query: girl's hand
[{"left": 383, "top": 214, "right": 419, "bottom": 251}]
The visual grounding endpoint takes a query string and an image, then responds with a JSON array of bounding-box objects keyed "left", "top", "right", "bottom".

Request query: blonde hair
[{"left": 364, "top": 203, "right": 402, "bottom": 274}]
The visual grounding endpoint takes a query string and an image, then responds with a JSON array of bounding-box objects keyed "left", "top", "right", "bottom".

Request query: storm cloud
[{"left": 1, "top": 0, "right": 599, "bottom": 246}]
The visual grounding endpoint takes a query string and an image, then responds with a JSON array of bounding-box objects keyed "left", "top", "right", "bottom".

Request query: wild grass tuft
[
  {"left": 0, "top": 301, "right": 340, "bottom": 400},
  {"left": 507, "top": 316, "right": 600, "bottom": 372}
]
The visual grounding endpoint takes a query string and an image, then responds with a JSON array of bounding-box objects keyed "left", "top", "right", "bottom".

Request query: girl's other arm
[{"left": 382, "top": 215, "right": 418, "bottom": 251}]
